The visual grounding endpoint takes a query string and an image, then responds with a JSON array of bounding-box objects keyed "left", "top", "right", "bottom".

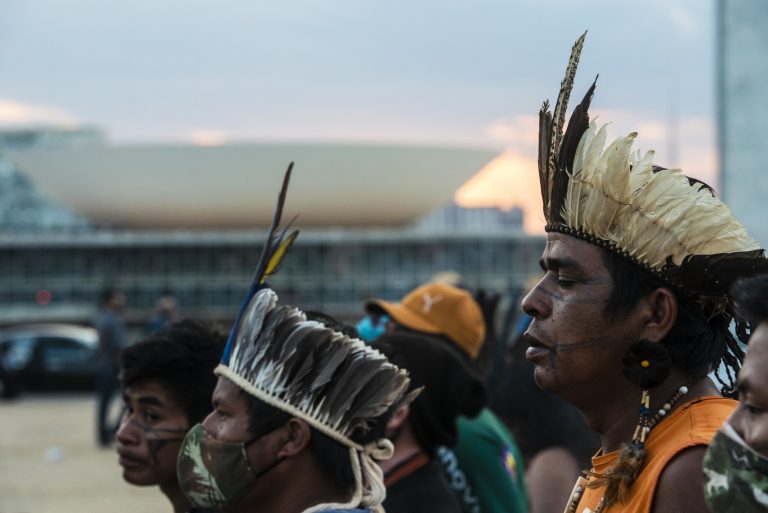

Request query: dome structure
[{"left": 7, "top": 143, "right": 496, "bottom": 229}]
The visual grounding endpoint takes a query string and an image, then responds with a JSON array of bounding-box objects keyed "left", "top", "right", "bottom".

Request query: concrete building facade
[{"left": 718, "top": 1, "right": 768, "bottom": 247}]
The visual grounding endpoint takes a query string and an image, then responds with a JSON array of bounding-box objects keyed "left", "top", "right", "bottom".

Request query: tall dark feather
[
  {"left": 251, "top": 162, "right": 295, "bottom": 285},
  {"left": 550, "top": 76, "right": 598, "bottom": 222},
  {"left": 539, "top": 32, "right": 587, "bottom": 224},
  {"left": 548, "top": 32, "right": 587, "bottom": 172},
  {"left": 538, "top": 102, "right": 553, "bottom": 216},
  {"left": 221, "top": 163, "right": 300, "bottom": 364}
]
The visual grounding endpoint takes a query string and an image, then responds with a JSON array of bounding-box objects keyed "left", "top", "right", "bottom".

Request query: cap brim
[{"left": 364, "top": 299, "right": 442, "bottom": 336}]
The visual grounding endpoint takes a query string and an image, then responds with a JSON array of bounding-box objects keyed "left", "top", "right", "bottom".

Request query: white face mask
[{"left": 703, "top": 422, "right": 768, "bottom": 512}]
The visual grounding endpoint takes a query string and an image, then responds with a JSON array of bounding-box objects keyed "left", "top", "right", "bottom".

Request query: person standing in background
[
  {"left": 366, "top": 282, "right": 527, "bottom": 513},
  {"left": 95, "top": 287, "right": 127, "bottom": 447}
]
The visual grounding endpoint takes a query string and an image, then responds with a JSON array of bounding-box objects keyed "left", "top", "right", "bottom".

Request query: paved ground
[{"left": 0, "top": 395, "right": 168, "bottom": 513}]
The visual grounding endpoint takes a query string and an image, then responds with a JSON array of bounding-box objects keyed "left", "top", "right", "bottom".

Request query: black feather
[
  {"left": 221, "top": 163, "right": 299, "bottom": 364},
  {"left": 551, "top": 76, "right": 597, "bottom": 222},
  {"left": 251, "top": 162, "right": 294, "bottom": 285},
  {"left": 538, "top": 102, "right": 553, "bottom": 215}
]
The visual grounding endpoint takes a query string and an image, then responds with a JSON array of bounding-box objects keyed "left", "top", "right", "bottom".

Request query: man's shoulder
[
  {"left": 458, "top": 408, "right": 514, "bottom": 443},
  {"left": 651, "top": 396, "right": 736, "bottom": 449},
  {"left": 651, "top": 445, "right": 709, "bottom": 513},
  {"left": 638, "top": 397, "right": 736, "bottom": 512}
]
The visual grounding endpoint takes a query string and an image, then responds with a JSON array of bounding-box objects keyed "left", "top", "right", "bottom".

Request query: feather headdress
[
  {"left": 217, "top": 164, "right": 415, "bottom": 513},
  {"left": 538, "top": 33, "right": 768, "bottom": 332}
]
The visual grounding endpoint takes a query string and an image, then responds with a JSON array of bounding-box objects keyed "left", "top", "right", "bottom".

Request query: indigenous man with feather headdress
[
  {"left": 522, "top": 33, "right": 768, "bottom": 513},
  {"left": 175, "top": 166, "right": 418, "bottom": 513}
]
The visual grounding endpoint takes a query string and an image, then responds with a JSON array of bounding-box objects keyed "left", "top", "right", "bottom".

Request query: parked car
[{"left": 0, "top": 323, "right": 101, "bottom": 399}]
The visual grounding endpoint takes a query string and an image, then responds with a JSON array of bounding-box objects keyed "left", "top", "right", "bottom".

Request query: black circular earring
[{"left": 621, "top": 340, "right": 671, "bottom": 389}]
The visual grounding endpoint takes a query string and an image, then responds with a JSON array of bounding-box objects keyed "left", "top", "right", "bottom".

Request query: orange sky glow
[{"left": 454, "top": 151, "right": 545, "bottom": 234}]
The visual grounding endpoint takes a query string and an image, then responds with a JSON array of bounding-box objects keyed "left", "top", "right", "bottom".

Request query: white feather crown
[
  {"left": 217, "top": 288, "right": 413, "bottom": 448},
  {"left": 538, "top": 34, "right": 768, "bottom": 320}
]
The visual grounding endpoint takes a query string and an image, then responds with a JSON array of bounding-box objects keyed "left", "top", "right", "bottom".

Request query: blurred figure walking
[{"left": 95, "top": 287, "right": 127, "bottom": 447}]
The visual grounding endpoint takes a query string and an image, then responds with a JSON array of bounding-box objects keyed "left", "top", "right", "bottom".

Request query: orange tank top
[{"left": 569, "top": 396, "right": 736, "bottom": 513}]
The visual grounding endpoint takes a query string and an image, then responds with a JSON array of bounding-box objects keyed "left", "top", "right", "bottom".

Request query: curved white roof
[{"left": 8, "top": 143, "right": 496, "bottom": 229}]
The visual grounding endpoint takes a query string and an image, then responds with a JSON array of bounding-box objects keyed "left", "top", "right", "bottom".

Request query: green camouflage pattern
[
  {"left": 177, "top": 423, "right": 256, "bottom": 509},
  {"left": 703, "top": 423, "right": 768, "bottom": 512}
]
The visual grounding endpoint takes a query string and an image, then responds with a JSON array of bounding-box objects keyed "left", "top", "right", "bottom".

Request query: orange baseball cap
[{"left": 365, "top": 282, "right": 486, "bottom": 359}]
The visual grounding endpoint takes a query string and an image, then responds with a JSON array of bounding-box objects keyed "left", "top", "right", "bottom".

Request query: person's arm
[{"left": 651, "top": 445, "right": 709, "bottom": 513}]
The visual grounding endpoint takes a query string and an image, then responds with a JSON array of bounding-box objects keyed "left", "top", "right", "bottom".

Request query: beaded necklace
[{"left": 564, "top": 385, "right": 689, "bottom": 513}]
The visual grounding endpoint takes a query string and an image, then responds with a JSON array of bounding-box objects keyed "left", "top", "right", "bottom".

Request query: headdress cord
[{"left": 301, "top": 440, "right": 394, "bottom": 513}]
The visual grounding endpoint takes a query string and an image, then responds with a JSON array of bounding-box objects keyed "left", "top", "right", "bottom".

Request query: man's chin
[
  {"left": 532, "top": 366, "right": 557, "bottom": 392},
  {"left": 122, "top": 468, "right": 157, "bottom": 486}
]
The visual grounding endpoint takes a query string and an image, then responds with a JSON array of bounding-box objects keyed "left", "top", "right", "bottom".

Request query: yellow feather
[{"left": 262, "top": 230, "right": 299, "bottom": 283}]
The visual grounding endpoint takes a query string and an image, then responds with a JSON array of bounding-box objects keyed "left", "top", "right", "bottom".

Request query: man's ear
[
  {"left": 274, "top": 418, "right": 312, "bottom": 458},
  {"left": 639, "top": 287, "right": 678, "bottom": 342},
  {"left": 386, "top": 405, "right": 410, "bottom": 436}
]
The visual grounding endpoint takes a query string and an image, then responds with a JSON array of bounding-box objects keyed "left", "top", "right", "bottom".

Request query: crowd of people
[{"left": 99, "top": 35, "right": 768, "bottom": 513}]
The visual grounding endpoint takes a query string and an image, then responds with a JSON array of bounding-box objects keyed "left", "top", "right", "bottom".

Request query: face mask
[
  {"left": 356, "top": 315, "right": 389, "bottom": 342},
  {"left": 177, "top": 423, "right": 282, "bottom": 510},
  {"left": 703, "top": 421, "right": 768, "bottom": 512}
]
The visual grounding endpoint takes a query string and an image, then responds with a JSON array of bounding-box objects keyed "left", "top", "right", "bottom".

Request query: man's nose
[
  {"left": 116, "top": 413, "right": 139, "bottom": 445},
  {"left": 522, "top": 277, "right": 550, "bottom": 319}
]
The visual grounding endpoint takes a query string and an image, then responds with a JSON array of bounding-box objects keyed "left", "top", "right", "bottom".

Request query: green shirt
[{"left": 438, "top": 408, "right": 527, "bottom": 513}]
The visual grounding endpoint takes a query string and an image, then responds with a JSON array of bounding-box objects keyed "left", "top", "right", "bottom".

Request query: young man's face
[
  {"left": 521, "top": 233, "right": 646, "bottom": 404},
  {"left": 199, "top": 377, "right": 286, "bottom": 512},
  {"left": 729, "top": 323, "right": 768, "bottom": 456},
  {"left": 203, "top": 377, "right": 253, "bottom": 442},
  {"left": 116, "top": 378, "right": 189, "bottom": 487}
]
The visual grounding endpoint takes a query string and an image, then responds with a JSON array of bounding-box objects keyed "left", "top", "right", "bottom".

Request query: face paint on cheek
[
  {"left": 546, "top": 335, "right": 616, "bottom": 386},
  {"left": 552, "top": 337, "right": 614, "bottom": 353},
  {"left": 146, "top": 438, "right": 184, "bottom": 464},
  {"left": 537, "top": 280, "right": 612, "bottom": 306}
]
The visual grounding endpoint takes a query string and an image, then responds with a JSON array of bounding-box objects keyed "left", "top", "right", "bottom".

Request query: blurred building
[
  {"left": 0, "top": 128, "right": 103, "bottom": 234},
  {"left": 0, "top": 228, "right": 542, "bottom": 325},
  {"left": 718, "top": 1, "right": 768, "bottom": 247},
  {"left": 0, "top": 130, "right": 543, "bottom": 325}
]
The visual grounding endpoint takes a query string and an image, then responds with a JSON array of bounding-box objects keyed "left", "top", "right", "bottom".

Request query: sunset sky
[{"left": 0, "top": 0, "right": 717, "bottom": 233}]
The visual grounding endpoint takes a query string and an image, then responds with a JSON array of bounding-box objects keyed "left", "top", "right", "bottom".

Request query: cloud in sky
[
  {"left": 486, "top": 115, "right": 539, "bottom": 151},
  {"left": 0, "top": 0, "right": 715, "bottom": 146},
  {"left": 0, "top": 98, "right": 77, "bottom": 126},
  {"left": 187, "top": 129, "right": 229, "bottom": 147},
  {"left": 0, "top": 0, "right": 720, "bottom": 225}
]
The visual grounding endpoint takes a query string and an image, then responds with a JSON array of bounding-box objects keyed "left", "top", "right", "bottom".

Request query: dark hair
[
  {"left": 120, "top": 318, "right": 226, "bottom": 425},
  {"left": 243, "top": 393, "right": 365, "bottom": 495},
  {"left": 373, "top": 332, "right": 486, "bottom": 456},
  {"left": 100, "top": 287, "right": 123, "bottom": 306},
  {"left": 732, "top": 274, "right": 768, "bottom": 328},
  {"left": 304, "top": 310, "right": 359, "bottom": 339},
  {"left": 601, "top": 250, "right": 742, "bottom": 393}
]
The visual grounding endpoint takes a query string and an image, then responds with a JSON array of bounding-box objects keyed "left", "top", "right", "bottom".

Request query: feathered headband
[
  {"left": 538, "top": 33, "right": 768, "bottom": 334},
  {"left": 217, "top": 165, "right": 415, "bottom": 513}
]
